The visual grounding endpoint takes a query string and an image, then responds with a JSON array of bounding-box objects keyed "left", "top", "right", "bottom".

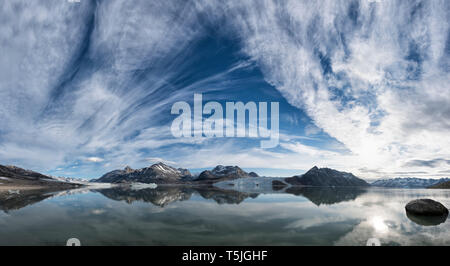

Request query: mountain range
[
  {"left": 3, "top": 163, "right": 449, "bottom": 189},
  {"left": 93, "top": 164, "right": 369, "bottom": 187},
  {"left": 91, "top": 163, "right": 193, "bottom": 184},
  {"left": 92, "top": 163, "right": 258, "bottom": 184},
  {"left": 371, "top": 177, "right": 450, "bottom": 188}
]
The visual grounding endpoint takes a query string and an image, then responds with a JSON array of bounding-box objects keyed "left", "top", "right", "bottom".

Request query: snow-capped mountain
[
  {"left": 197, "top": 165, "right": 258, "bottom": 182},
  {"left": 93, "top": 163, "right": 258, "bottom": 184},
  {"left": 93, "top": 162, "right": 192, "bottom": 184},
  {"left": 371, "top": 177, "right": 450, "bottom": 188}
]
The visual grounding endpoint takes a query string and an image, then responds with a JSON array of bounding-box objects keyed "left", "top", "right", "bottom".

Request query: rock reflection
[{"left": 406, "top": 211, "right": 448, "bottom": 226}]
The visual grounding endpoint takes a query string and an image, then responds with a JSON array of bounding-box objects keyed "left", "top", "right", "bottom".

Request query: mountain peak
[
  {"left": 286, "top": 166, "right": 369, "bottom": 187},
  {"left": 310, "top": 166, "right": 319, "bottom": 171},
  {"left": 151, "top": 162, "right": 171, "bottom": 168},
  {"left": 124, "top": 166, "right": 134, "bottom": 173},
  {"left": 150, "top": 162, "right": 178, "bottom": 172}
]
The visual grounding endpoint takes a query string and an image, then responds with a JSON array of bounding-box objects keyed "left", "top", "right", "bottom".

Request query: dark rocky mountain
[
  {"left": 93, "top": 163, "right": 192, "bottom": 184},
  {"left": 197, "top": 165, "right": 258, "bottom": 183},
  {"left": 372, "top": 177, "right": 450, "bottom": 188},
  {"left": 428, "top": 180, "right": 450, "bottom": 189},
  {"left": 0, "top": 164, "right": 82, "bottom": 189},
  {"left": 285, "top": 166, "right": 369, "bottom": 187}
]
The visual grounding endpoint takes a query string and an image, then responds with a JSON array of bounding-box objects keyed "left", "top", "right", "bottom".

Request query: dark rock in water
[
  {"left": 272, "top": 180, "right": 288, "bottom": 190},
  {"left": 406, "top": 211, "right": 448, "bottom": 226},
  {"left": 405, "top": 199, "right": 449, "bottom": 216}
]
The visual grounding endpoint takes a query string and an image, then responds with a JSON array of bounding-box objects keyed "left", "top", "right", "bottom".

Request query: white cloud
[{"left": 86, "top": 157, "right": 104, "bottom": 163}]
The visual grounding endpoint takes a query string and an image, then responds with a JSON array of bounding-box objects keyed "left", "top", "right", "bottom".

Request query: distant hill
[
  {"left": 0, "top": 164, "right": 82, "bottom": 189},
  {"left": 0, "top": 165, "right": 53, "bottom": 181},
  {"left": 428, "top": 180, "right": 450, "bottom": 189},
  {"left": 285, "top": 166, "right": 369, "bottom": 187},
  {"left": 372, "top": 177, "right": 450, "bottom": 188}
]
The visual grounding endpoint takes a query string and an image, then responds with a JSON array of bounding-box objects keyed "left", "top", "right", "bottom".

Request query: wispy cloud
[{"left": 404, "top": 159, "right": 450, "bottom": 168}]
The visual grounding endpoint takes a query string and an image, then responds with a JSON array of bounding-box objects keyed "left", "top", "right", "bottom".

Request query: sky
[{"left": 0, "top": 0, "right": 449, "bottom": 180}]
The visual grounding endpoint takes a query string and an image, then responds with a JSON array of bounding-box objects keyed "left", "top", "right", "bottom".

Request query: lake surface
[{"left": 0, "top": 186, "right": 449, "bottom": 246}]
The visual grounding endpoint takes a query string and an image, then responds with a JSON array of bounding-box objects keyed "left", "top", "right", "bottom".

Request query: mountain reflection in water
[
  {"left": 1, "top": 185, "right": 450, "bottom": 246},
  {"left": 0, "top": 185, "right": 370, "bottom": 210},
  {"left": 0, "top": 187, "right": 66, "bottom": 213},
  {"left": 96, "top": 186, "right": 260, "bottom": 207}
]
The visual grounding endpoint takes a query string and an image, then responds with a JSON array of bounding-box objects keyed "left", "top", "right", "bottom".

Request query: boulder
[{"left": 405, "top": 199, "right": 449, "bottom": 216}]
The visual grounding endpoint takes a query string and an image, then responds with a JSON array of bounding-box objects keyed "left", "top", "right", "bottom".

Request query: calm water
[{"left": 0, "top": 186, "right": 449, "bottom": 246}]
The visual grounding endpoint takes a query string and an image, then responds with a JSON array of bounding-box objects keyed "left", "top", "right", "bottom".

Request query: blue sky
[{"left": 0, "top": 0, "right": 449, "bottom": 180}]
